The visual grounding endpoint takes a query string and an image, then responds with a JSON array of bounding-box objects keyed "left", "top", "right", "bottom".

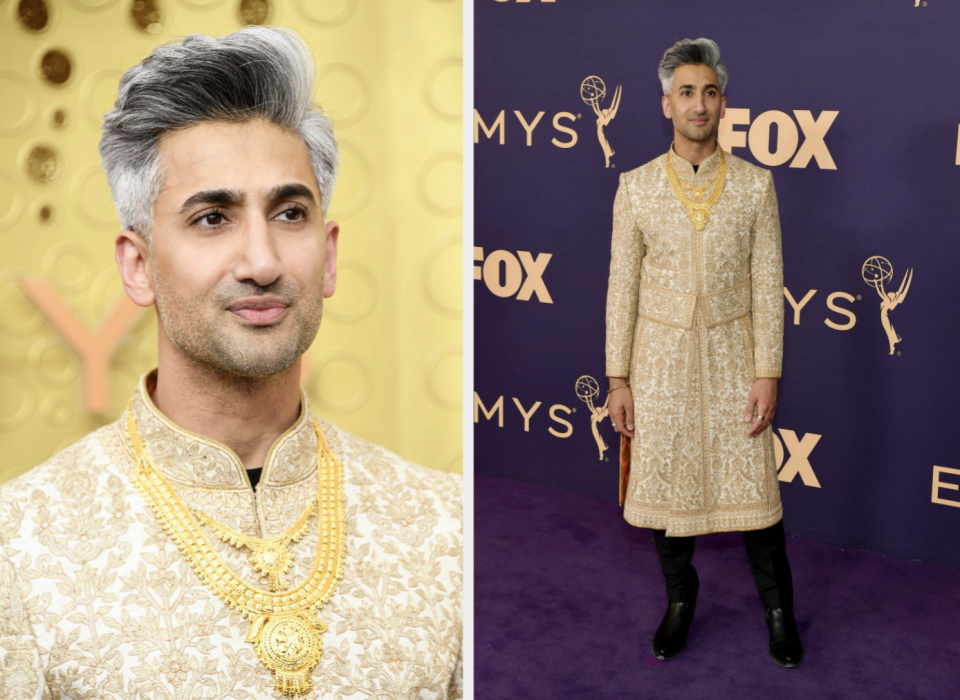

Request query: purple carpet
[{"left": 475, "top": 475, "right": 960, "bottom": 700}]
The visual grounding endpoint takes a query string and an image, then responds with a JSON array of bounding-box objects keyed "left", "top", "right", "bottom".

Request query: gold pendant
[
  {"left": 192, "top": 498, "right": 317, "bottom": 592},
  {"left": 691, "top": 188, "right": 704, "bottom": 200},
  {"left": 249, "top": 541, "right": 295, "bottom": 591},
  {"left": 688, "top": 207, "right": 709, "bottom": 232},
  {"left": 246, "top": 614, "right": 327, "bottom": 696}
]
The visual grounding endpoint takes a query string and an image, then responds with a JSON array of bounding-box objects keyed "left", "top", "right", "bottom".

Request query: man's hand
[
  {"left": 608, "top": 377, "right": 634, "bottom": 438},
  {"left": 744, "top": 378, "right": 778, "bottom": 438}
]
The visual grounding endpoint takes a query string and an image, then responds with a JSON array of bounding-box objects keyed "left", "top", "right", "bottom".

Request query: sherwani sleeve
[
  {"left": 750, "top": 170, "right": 785, "bottom": 379},
  {"left": 448, "top": 649, "right": 462, "bottom": 699},
  {"left": 605, "top": 174, "right": 646, "bottom": 378},
  {"left": 0, "top": 552, "right": 46, "bottom": 700}
]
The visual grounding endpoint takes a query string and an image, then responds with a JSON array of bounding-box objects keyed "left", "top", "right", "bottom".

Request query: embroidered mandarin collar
[
  {"left": 666, "top": 142, "right": 724, "bottom": 180},
  {"left": 129, "top": 371, "right": 319, "bottom": 491}
]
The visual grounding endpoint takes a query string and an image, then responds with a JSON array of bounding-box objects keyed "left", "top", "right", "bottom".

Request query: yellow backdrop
[{"left": 0, "top": 0, "right": 463, "bottom": 483}]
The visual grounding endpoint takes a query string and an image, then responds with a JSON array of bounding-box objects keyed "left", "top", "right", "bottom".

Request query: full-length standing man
[
  {"left": 0, "top": 28, "right": 461, "bottom": 698},
  {"left": 606, "top": 38, "right": 802, "bottom": 667}
]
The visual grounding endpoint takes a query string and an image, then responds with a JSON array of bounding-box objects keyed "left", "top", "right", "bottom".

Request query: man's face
[
  {"left": 661, "top": 63, "right": 727, "bottom": 144},
  {"left": 145, "top": 119, "right": 337, "bottom": 378}
]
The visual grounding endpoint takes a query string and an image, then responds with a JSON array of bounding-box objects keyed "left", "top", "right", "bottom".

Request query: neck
[
  {"left": 152, "top": 336, "right": 303, "bottom": 471},
  {"left": 672, "top": 134, "right": 718, "bottom": 166}
]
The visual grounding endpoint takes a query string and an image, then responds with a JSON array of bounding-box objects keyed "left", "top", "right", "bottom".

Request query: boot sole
[
  {"left": 768, "top": 649, "right": 803, "bottom": 668},
  {"left": 652, "top": 641, "right": 687, "bottom": 661}
]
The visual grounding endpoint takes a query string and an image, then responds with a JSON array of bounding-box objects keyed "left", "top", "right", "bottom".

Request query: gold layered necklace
[
  {"left": 126, "top": 406, "right": 346, "bottom": 697},
  {"left": 665, "top": 146, "right": 728, "bottom": 232},
  {"left": 192, "top": 498, "right": 316, "bottom": 592}
]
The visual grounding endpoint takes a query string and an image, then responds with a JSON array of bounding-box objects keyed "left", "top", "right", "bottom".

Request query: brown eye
[
  {"left": 202, "top": 213, "right": 224, "bottom": 226},
  {"left": 277, "top": 207, "right": 304, "bottom": 222}
]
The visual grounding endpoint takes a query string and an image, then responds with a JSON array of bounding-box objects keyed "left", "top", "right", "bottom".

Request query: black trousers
[{"left": 652, "top": 520, "right": 794, "bottom": 610}]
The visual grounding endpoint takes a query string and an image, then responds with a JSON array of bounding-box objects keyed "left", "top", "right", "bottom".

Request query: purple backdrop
[{"left": 473, "top": 0, "right": 960, "bottom": 567}]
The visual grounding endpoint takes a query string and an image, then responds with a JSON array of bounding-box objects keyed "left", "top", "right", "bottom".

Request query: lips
[{"left": 228, "top": 299, "right": 289, "bottom": 325}]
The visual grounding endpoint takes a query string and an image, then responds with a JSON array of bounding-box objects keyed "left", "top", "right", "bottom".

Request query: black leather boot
[
  {"left": 766, "top": 607, "right": 803, "bottom": 667},
  {"left": 651, "top": 599, "right": 696, "bottom": 660}
]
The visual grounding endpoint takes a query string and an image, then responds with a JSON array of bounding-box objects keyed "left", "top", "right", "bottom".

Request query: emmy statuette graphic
[
  {"left": 862, "top": 255, "right": 913, "bottom": 355},
  {"left": 580, "top": 76, "right": 621, "bottom": 168},
  {"left": 575, "top": 375, "right": 610, "bottom": 460}
]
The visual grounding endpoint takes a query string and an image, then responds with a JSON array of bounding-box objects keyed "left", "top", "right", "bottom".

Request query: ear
[
  {"left": 322, "top": 219, "right": 339, "bottom": 298},
  {"left": 719, "top": 95, "right": 727, "bottom": 121},
  {"left": 115, "top": 230, "right": 156, "bottom": 307},
  {"left": 661, "top": 94, "right": 672, "bottom": 119}
]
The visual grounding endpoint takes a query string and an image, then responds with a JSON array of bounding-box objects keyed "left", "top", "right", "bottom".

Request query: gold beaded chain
[
  {"left": 126, "top": 406, "right": 346, "bottom": 697},
  {"left": 192, "top": 497, "right": 317, "bottom": 592},
  {"left": 665, "top": 147, "right": 728, "bottom": 232},
  {"left": 677, "top": 170, "right": 719, "bottom": 201}
]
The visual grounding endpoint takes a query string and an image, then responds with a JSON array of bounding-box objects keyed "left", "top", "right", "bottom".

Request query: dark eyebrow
[
  {"left": 678, "top": 83, "right": 720, "bottom": 91},
  {"left": 266, "top": 183, "right": 317, "bottom": 205},
  {"left": 178, "top": 188, "right": 244, "bottom": 215}
]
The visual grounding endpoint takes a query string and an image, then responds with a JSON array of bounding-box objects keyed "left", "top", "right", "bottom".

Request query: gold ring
[{"left": 758, "top": 415, "right": 765, "bottom": 421}]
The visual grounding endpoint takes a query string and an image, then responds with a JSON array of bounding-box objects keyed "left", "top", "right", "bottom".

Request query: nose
[
  {"left": 694, "top": 92, "right": 706, "bottom": 114},
  {"left": 233, "top": 215, "right": 283, "bottom": 287}
]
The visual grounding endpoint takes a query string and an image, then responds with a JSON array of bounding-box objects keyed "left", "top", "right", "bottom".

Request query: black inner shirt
[{"left": 247, "top": 467, "right": 263, "bottom": 490}]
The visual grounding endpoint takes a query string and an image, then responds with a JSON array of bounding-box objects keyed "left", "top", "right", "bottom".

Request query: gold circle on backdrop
[
  {"left": 424, "top": 344, "right": 461, "bottom": 411},
  {"left": 317, "top": 63, "right": 370, "bottom": 128},
  {"left": 111, "top": 361, "right": 147, "bottom": 413},
  {"left": 0, "top": 167, "right": 27, "bottom": 232},
  {"left": 293, "top": 0, "right": 357, "bottom": 26},
  {"left": 419, "top": 233, "right": 461, "bottom": 319},
  {"left": 131, "top": 0, "right": 163, "bottom": 33},
  {"left": 176, "top": 0, "right": 226, "bottom": 9},
  {"left": 42, "top": 243, "right": 97, "bottom": 294},
  {"left": 238, "top": 0, "right": 271, "bottom": 25},
  {"left": 90, "top": 267, "right": 126, "bottom": 312},
  {"left": 80, "top": 68, "right": 123, "bottom": 128},
  {"left": 33, "top": 200, "right": 60, "bottom": 228},
  {"left": 0, "top": 70, "right": 40, "bottom": 137},
  {"left": 324, "top": 258, "right": 378, "bottom": 324},
  {"left": 17, "top": 0, "right": 50, "bottom": 31},
  {"left": 29, "top": 335, "right": 81, "bottom": 389},
  {"left": 437, "top": 445, "right": 462, "bottom": 474},
  {"left": 71, "top": 163, "right": 119, "bottom": 228},
  {"left": 294, "top": 0, "right": 357, "bottom": 27},
  {"left": 50, "top": 106, "right": 70, "bottom": 130},
  {"left": 63, "top": 0, "right": 120, "bottom": 10},
  {"left": 416, "top": 151, "right": 461, "bottom": 216},
  {"left": 423, "top": 56, "right": 462, "bottom": 122},
  {"left": 39, "top": 49, "right": 73, "bottom": 86},
  {"left": 328, "top": 138, "right": 373, "bottom": 221},
  {"left": 0, "top": 271, "right": 44, "bottom": 337},
  {"left": 309, "top": 349, "right": 372, "bottom": 416},
  {"left": 0, "top": 366, "right": 37, "bottom": 431},
  {"left": 40, "top": 395, "right": 75, "bottom": 428},
  {"left": 25, "top": 144, "right": 61, "bottom": 185}
]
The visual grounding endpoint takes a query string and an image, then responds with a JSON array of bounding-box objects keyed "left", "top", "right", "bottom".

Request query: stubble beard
[
  {"left": 675, "top": 110, "right": 718, "bottom": 144},
  {"left": 153, "top": 273, "right": 324, "bottom": 379}
]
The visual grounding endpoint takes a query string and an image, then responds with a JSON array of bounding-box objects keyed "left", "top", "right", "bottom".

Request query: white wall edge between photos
[{"left": 461, "top": 1, "right": 475, "bottom": 698}]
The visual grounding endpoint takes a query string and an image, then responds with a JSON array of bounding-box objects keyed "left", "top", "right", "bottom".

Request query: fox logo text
[
  {"left": 773, "top": 429, "right": 821, "bottom": 488},
  {"left": 718, "top": 109, "right": 838, "bottom": 169},
  {"left": 474, "top": 248, "right": 553, "bottom": 303}
]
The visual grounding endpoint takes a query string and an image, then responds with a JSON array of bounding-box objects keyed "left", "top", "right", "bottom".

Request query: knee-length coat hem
[{"left": 623, "top": 497, "right": 783, "bottom": 538}]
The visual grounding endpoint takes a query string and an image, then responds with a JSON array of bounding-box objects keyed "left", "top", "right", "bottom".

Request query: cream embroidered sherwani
[
  {"left": 606, "top": 146, "right": 785, "bottom": 537},
  {"left": 0, "top": 373, "right": 462, "bottom": 699}
]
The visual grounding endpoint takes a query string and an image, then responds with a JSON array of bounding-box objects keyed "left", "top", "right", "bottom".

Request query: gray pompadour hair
[
  {"left": 99, "top": 26, "right": 337, "bottom": 239},
  {"left": 658, "top": 38, "right": 728, "bottom": 96}
]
